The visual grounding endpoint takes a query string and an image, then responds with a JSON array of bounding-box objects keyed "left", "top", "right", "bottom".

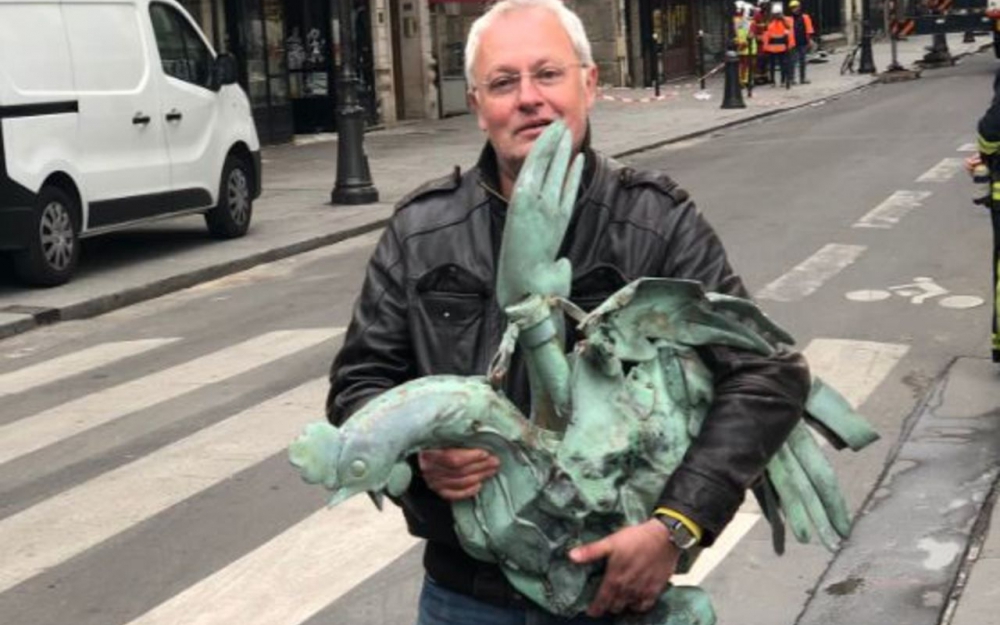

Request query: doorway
[
  {"left": 223, "top": 0, "right": 293, "bottom": 143},
  {"left": 660, "top": 0, "right": 696, "bottom": 78},
  {"left": 284, "top": 0, "right": 336, "bottom": 133}
]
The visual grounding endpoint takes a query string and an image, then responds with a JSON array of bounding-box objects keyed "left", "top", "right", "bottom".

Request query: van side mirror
[{"left": 213, "top": 54, "right": 239, "bottom": 89}]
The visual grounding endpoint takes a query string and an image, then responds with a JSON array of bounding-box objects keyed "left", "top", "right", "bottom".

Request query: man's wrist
[{"left": 652, "top": 507, "right": 703, "bottom": 549}]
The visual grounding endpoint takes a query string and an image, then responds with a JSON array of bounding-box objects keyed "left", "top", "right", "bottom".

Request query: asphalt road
[{"left": 1, "top": 52, "right": 997, "bottom": 625}]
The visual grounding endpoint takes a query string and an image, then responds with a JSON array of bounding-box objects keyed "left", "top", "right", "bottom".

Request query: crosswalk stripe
[
  {"left": 916, "top": 157, "right": 964, "bottom": 182},
  {"left": 0, "top": 339, "right": 179, "bottom": 398},
  {"left": 670, "top": 337, "right": 906, "bottom": 585},
  {"left": 756, "top": 244, "right": 866, "bottom": 302},
  {"left": 124, "top": 501, "right": 419, "bottom": 625},
  {"left": 0, "top": 332, "right": 909, "bottom": 615},
  {"left": 0, "top": 329, "right": 337, "bottom": 468},
  {"left": 802, "top": 338, "right": 909, "bottom": 409},
  {"left": 0, "top": 376, "right": 332, "bottom": 594},
  {"left": 674, "top": 510, "right": 760, "bottom": 586}
]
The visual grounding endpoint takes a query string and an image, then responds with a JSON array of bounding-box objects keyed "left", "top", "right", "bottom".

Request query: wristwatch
[{"left": 654, "top": 513, "right": 700, "bottom": 550}]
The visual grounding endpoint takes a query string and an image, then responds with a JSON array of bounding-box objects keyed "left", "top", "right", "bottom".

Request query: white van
[{"left": 0, "top": 0, "right": 261, "bottom": 286}]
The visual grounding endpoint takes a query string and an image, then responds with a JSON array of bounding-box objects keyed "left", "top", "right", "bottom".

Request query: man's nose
[{"left": 516, "top": 74, "right": 545, "bottom": 106}]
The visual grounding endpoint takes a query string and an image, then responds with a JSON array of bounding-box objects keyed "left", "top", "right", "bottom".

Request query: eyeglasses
[{"left": 475, "top": 63, "right": 585, "bottom": 98}]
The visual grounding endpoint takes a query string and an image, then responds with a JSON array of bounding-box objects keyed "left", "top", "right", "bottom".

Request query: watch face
[{"left": 667, "top": 520, "right": 698, "bottom": 550}]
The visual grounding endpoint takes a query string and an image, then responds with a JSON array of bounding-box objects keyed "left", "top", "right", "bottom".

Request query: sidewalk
[
  {"left": 0, "top": 34, "right": 986, "bottom": 340},
  {"left": 796, "top": 357, "right": 1000, "bottom": 625}
]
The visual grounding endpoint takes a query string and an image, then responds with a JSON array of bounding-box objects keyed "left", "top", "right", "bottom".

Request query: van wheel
[
  {"left": 205, "top": 155, "right": 253, "bottom": 239},
  {"left": 14, "top": 186, "right": 79, "bottom": 286}
]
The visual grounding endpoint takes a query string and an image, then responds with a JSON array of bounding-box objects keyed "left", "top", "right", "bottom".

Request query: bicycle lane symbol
[{"left": 845, "top": 277, "right": 985, "bottom": 309}]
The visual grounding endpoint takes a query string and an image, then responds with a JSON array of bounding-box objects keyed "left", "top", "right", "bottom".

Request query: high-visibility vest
[
  {"left": 792, "top": 13, "right": 815, "bottom": 45},
  {"left": 763, "top": 18, "right": 792, "bottom": 53},
  {"left": 798, "top": 13, "right": 815, "bottom": 37},
  {"left": 734, "top": 16, "right": 757, "bottom": 55},
  {"left": 786, "top": 16, "right": 798, "bottom": 48}
]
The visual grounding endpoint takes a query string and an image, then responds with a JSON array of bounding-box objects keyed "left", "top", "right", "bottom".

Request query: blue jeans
[{"left": 416, "top": 576, "right": 613, "bottom": 625}]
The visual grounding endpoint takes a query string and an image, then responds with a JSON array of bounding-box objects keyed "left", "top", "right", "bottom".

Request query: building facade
[
  {"left": 181, "top": 0, "right": 847, "bottom": 145},
  {"left": 180, "top": 0, "right": 384, "bottom": 144}
]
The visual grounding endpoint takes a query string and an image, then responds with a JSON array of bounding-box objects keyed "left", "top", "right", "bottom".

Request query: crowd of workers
[{"left": 733, "top": 0, "right": 815, "bottom": 90}]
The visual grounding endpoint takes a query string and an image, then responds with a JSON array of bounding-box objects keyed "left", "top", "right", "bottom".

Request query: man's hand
[
  {"left": 417, "top": 448, "right": 500, "bottom": 501},
  {"left": 569, "top": 520, "right": 681, "bottom": 616}
]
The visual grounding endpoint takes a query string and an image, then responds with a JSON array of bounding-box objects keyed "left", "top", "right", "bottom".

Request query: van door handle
[
  {"left": 132, "top": 113, "right": 151, "bottom": 125},
  {"left": 165, "top": 109, "right": 183, "bottom": 122}
]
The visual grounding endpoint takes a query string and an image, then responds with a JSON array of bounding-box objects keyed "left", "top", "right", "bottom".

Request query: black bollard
[
  {"left": 331, "top": 0, "right": 379, "bottom": 205},
  {"left": 858, "top": 19, "right": 877, "bottom": 73},
  {"left": 721, "top": 49, "right": 746, "bottom": 109},
  {"left": 698, "top": 31, "right": 707, "bottom": 90},
  {"left": 923, "top": 28, "right": 953, "bottom": 65},
  {"left": 653, "top": 38, "right": 662, "bottom": 97}
]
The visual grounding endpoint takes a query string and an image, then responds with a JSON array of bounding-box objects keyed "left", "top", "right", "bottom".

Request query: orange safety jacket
[
  {"left": 763, "top": 17, "right": 796, "bottom": 53},
  {"left": 792, "top": 12, "right": 815, "bottom": 46}
]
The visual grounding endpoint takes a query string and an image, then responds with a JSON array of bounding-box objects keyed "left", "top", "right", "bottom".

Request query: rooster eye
[{"left": 350, "top": 459, "right": 367, "bottom": 478}]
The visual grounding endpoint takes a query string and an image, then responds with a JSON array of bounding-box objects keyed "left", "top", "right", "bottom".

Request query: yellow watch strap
[{"left": 653, "top": 507, "right": 704, "bottom": 544}]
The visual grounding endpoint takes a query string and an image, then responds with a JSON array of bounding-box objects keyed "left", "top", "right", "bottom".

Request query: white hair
[{"left": 464, "top": 0, "right": 594, "bottom": 88}]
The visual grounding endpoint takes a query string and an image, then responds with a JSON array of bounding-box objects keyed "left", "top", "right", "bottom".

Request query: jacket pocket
[{"left": 412, "top": 265, "right": 489, "bottom": 375}]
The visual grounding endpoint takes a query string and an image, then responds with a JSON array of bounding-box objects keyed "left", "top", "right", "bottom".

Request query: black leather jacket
[{"left": 327, "top": 143, "right": 810, "bottom": 605}]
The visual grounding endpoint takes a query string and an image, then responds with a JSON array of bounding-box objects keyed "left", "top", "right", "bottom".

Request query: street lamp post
[{"left": 331, "top": 0, "right": 379, "bottom": 206}]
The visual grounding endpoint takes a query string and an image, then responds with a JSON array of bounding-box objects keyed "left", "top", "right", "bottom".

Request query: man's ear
[
  {"left": 468, "top": 90, "right": 489, "bottom": 132},
  {"left": 584, "top": 64, "right": 599, "bottom": 108}
]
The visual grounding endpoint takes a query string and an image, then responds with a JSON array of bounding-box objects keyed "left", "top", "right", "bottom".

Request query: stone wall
[{"left": 567, "top": 0, "right": 628, "bottom": 86}]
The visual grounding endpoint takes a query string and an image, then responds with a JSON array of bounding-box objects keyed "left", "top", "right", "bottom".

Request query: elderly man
[{"left": 326, "top": 1, "right": 810, "bottom": 623}]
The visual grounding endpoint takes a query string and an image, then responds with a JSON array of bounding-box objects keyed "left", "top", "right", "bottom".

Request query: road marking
[
  {"left": 940, "top": 295, "right": 984, "bottom": 309},
  {"left": 916, "top": 158, "right": 964, "bottom": 182},
  {"left": 845, "top": 289, "right": 892, "bottom": 302},
  {"left": 0, "top": 378, "right": 329, "bottom": 594},
  {"left": 845, "top": 278, "right": 985, "bottom": 309},
  {"left": 853, "top": 190, "right": 932, "bottom": 229},
  {"left": 802, "top": 338, "right": 908, "bottom": 409},
  {"left": 756, "top": 244, "right": 867, "bottom": 302},
  {"left": 672, "top": 337, "right": 907, "bottom": 584},
  {"left": 958, "top": 143, "right": 977, "bottom": 152},
  {"left": 124, "top": 501, "right": 419, "bottom": 625},
  {"left": 674, "top": 508, "right": 760, "bottom": 586},
  {"left": 0, "top": 329, "right": 338, "bottom": 468},
  {"left": 0, "top": 339, "right": 179, "bottom": 397}
]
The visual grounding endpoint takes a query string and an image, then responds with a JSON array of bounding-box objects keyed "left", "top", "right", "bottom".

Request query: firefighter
[
  {"left": 763, "top": 3, "right": 794, "bottom": 88},
  {"left": 788, "top": 0, "right": 814, "bottom": 84},
  {"left": 753, "top": 0, "right": 771, "bottom": 84},
  {"left": 975, "top": 68, "right": 1000, "bottom": 363},
  {"left": 734, "top": 1, "right": 757, "bottom": 86}
]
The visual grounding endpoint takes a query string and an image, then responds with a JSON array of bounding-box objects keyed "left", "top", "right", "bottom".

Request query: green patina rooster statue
[{"left": 288, "top": 121, "right": 878, "bottom": 625}]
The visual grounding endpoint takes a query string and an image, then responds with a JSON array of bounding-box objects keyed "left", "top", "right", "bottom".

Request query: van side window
[{"left": 150, "top": 4, "right": 212, "bottom": 88}]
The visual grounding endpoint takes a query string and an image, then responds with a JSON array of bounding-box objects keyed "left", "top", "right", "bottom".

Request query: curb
[
  {"left": 610, "top": 80, "right": 874, "bottom": 160},
  {"left": 0, "top": 218, "right": 389, "bottom": 340},
  {"left": 940, "top": 483, "right": 1000, "bottom": 625},
  {"left": 795, "top": 356, "right": 1000, "bottom": 625}
]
